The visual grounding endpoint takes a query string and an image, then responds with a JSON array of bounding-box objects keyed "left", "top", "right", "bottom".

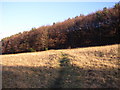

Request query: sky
[{"left": 0, "top": 1, "right": 118, "bottom": 40}]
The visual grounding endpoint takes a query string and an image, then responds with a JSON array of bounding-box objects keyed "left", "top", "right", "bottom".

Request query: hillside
[
  {"left": 1, "top": 44, "right": 119, "bottom": 88},
  {"left": 1, "top": 2, "right": 120, "bottom": 54}
]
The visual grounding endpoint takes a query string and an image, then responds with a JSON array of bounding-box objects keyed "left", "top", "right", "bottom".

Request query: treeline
[{"left": 1, "top": 3, "right": 120, "bottom": 54}]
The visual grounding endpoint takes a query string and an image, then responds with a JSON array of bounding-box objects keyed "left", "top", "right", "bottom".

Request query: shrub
[
  {"left": 28, "top": 48, "right": 36, "bottom": 52},
  {"left": 45, "top": 48, "right": 48, "bottom": 51}
]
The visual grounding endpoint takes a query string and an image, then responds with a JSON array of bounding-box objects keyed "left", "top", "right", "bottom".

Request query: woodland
[{"left": 1, "top": 3, "right": 119, "bottom": 54}]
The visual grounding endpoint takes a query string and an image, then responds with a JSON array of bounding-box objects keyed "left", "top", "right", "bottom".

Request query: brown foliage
[{"left": 1, "top": 3, "right": 120, "bottom": 54}]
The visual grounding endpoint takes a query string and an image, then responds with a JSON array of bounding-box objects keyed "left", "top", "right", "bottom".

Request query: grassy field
[{"left": 1, "top": 44, "right": 119, "bottom": 88}]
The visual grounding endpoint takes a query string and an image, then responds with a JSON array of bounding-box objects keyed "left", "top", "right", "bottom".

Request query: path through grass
[
  {"left": 51, "top": 52, "right": 83, "bottom": 88},
  {"left": 51, "top": 52, "right": 70, "bottom": 88}
]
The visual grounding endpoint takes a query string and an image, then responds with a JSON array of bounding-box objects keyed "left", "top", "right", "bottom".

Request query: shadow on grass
[
  {"left": 51, "top": 53, "right": 82, "bottom": 88},
  {"left": 2, "top": 64, "right": 119, "bottom": 88}
]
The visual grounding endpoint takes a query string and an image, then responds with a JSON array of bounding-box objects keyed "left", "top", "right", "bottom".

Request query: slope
[{"left": 1, "top": 44, "right": 119, "bottom": 88}]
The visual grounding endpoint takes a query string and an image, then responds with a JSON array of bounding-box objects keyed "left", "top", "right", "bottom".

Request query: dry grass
[{"left": 1, "top": 44, "right": 119, "bottom": 88}]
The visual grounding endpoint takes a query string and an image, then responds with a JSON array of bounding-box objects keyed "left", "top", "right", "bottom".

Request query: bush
[
  {"left": 45, "top": 48, "right": 48, "bottom": 51},
  {"left": 28, "top": 48, "right": 36, "bottom": 52}
]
